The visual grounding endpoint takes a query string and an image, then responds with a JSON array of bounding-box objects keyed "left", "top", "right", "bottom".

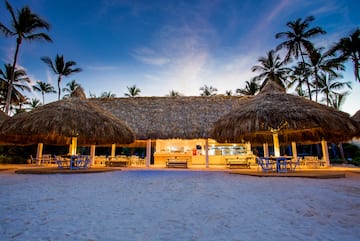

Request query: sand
[{"left": 0, "top": 170, "right": 359, "bottom": 241}]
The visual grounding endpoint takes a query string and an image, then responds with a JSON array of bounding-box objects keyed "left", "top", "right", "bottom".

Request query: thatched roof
[
  {"left": 210, "top": 81, "right": 359, "bottom": 144},
  {"left": 353, "top": 110, "right": 360, "bottom": 122},
  {"left": 0, "top": 88, "right": 135, "bottom": 145},
  {"left": 91, "top": 95, "right": 249, "bottom": 140},
  {"left": 352, "top": 110, "right": 360, "bottom": 136},
  {"left": 0, "top": 111, "right": 9, "bottom": 124}
]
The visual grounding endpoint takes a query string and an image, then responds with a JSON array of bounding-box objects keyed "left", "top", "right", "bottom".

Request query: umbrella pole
[{"left": 273, "top": 132, "right": 280, "bottom": 156}]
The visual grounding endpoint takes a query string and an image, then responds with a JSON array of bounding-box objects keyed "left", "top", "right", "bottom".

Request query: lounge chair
[
  {"left": 289, "top": 156, "right": 302, "bottom": 172},
  {"left": 256, "top": 157, "right": 274, "bottom": 172}
]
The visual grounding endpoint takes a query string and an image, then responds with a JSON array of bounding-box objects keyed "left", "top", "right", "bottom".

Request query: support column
[
  {"left": 321, "top": 139, "right": 330, "bottom": 167},
  {"left": 205, "top": 139, "right": 209, "bottom": 168},
  {"left": 263, "top": 143, "right": 269, "bottom": 158},
  {"left": 273, "top": 132, "right": 280, "bottom": 157},
  {"left": 70, "top": 137, "right": 77, "bottom": 155},
  {"left": 245, "top": 142, "right": 252, "bottom": 154},
  {"left": 36, "top": 143, "right": 43, "bottom": 165},
  {"left": 146, "top": 139, "right": 151, "bottom": 168},
  {"left": 111, "top": 144, "right": 116, "bottom": 157},
  {"left": 90, "top": 145, "right": 96, "bottom": 166},
  {"left": 291, "top": 142, "right": 297, "bottom": 158}
]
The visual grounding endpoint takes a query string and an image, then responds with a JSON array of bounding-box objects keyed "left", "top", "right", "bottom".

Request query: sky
[{"left": 0, "top": 0, "right": 359, "bottom": 115}]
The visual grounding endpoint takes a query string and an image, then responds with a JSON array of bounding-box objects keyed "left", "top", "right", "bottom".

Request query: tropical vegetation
[
  {"left": 0, "top": 2, "right": 359, "bottom": 163},
  {"left": 0, "top": 0, "right": 52, "bottom": 114}
]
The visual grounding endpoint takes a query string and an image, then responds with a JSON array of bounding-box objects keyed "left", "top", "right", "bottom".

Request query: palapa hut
[
  {"left": 90, "top": 95, "right": 253, "bottom": 167},
  {"left": 0, "top": 111, "right": 9, "bottom": 124},
  {"left": 351, "top": 110, "right": 360, "bottom": 147},
  {"left": 353, "top": 110, "right": 360, "bottom": 123},
  {"left": 210, "top": 81, "right": 359, "bottom": 166},
  {"left": 0, "top": 88, "right": 135, "bottom": 163},
  {"left": 0, "top": 111, "right": 9, "bottom": 145}
]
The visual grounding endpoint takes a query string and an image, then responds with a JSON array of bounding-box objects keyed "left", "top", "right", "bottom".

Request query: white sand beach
[{"left": 0, "top": 170, "right": 359, "bottom": 241}]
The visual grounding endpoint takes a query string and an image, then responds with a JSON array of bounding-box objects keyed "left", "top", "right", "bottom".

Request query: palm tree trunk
[
  {"left": 57, "top": 75, "right": 62, "bottom": 100},
  {"left": 338, "top": 143, "right": 346, "bottom": 163},
  {"left": 5, "top": 38, "right": 21, "bottom": 114},
  {"left": 300, "top": 50, "right": 312, "bottom": 101},
  {"left": 353, "top": 57, "right": 360, "bottom": 82},
  {"left": 314, "top": 67, "right": 318, "bottom": 102}
]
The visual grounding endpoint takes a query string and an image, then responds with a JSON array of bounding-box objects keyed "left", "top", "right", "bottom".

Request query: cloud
[
  {"left": 309, "top": 1, "right": 339, "bottom": 15},
  {"left": 131, "top": 47, "right": 170, "bottom": 66},
  {"left": 85, "top": 65, "right": 121, "bottom": 71}
]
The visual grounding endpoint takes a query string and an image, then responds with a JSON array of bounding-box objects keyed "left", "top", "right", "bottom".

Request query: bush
[
  {"left": 350, "top": 157, "right": 360, "bottom": 166},
  {"left": 0, "top": 155, "right": 12, "bottom": 164},
  {"left": 0, "top": 155, "right": 27, "bottom": 164}
]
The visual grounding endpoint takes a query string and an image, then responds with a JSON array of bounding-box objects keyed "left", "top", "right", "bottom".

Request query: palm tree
[
  {"left": 32, "top": 81, "right": 56, "bottom": 104},
  {"left": 200, "top": 85, "right": 217, "bottom": 96},
  {"left": 330, "top": 28, "right": 360, "bottom": 82},
  {"left": 251, "top": 50, "right": 290, "bottom": 88},
  {"left": 328, "top": 91, "right": 349, "bottom": 110},
  {"left": 125, "top": 85, "right": 141, "bottom": 97},
  {"left": 294, "top": 86, "right": 308, "bottom": 97},
  {"left": 167, "top": 90, "right": 182, "bottom": 97},
  {"left": 0, "top": 0, "right": 52, "bottom": 114},
  {"left": 288, "top": 62, "right": 312, "bottom": 99},
  {"left": 89, "top": 92, "right": 97, "bottom": 98},
  {"left": 236, "top": 79, "right": 260, "bottom": 96},
  {"left": 225, "top": 90, "right": 233, "bottom": 96},
  {"left": 305, "top": 47, "right": 345, "bottom": 102},
  {"left": 26, "top": 98, "right": 41, "bottom": 110},
  {"left": 317, "top": 73, "right": 351, "bottom": 106},
  {"left": 0, "top": 64, "right": 31, "bottom": 112},
  {"left": 13, "top": 97, "right": 29, "bottom": 114},
  {"left": 41, "top": 54, "right": 82, "bottom": 100},
  {"left": 275, "top": 16, "right": 326, "bottom": 99},
  {"left": 100, "top": 91, "right": 116, "bottom": 98},
  {"left": 62, "top": 80, "right": 80, "bottom": 99}
]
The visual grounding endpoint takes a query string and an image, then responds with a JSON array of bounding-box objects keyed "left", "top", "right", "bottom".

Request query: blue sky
[{"left": 1, "top": 0, "right": 359, "bottom": 115}]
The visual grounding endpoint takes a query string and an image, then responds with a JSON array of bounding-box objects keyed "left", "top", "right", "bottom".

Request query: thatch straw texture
[
  {"left": 211, "top": 81, "right": 359, "bottom": 144},
  {"left": 0, "top": 90, "right": 135, "bottom": 145},
  {"left": 352, "top": 110, "right": 360, "bottom": 136},
  {"left": 91, "top": 95, "right": 249, "bottom": 140},
  {"left": 353, "top": 110, "right": 360, "bottom": 122},
  {"left": 0, "top": 111, "right": 9, "bottom": 124}
]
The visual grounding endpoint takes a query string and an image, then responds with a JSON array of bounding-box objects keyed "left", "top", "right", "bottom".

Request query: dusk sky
[{"left": 1, "top": 0, "right": 359, "bottom": 115}]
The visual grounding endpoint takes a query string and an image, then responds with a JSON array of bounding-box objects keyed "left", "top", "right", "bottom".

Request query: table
[
  {"left": 268, "top": 156, "right": 293, "bottom": 173},
  {"left": 61, "top": 155, "right": 89, "bottom": 170}
]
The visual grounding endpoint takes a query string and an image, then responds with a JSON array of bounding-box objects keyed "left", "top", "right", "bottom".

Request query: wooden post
[
  {"left": 273, "top": 132, "right": 280, "bottom": 157},
  {"left": 263, "top": 143, "right": 269, "bottom": 157},
  {"left": 205, "top": 139, "right": 209, "bottom": 168},
  {"left": 245, "top": 142, "right": 252, "bottom": 154},
  {"left": 90, "top": 145, "right": 96, "bottom": 166},
  {"left": 70, "top": 137, "right": 77, "bottom": 155},
  {"left": 36, "top": 143, "right": 43, "bottom": 165},
  {"left": 146, "top": 139, "right": 151, "bottom": 167},
  {"left": 291, "top": 142, "right": 297, "bottom": 158},
  {"left": 111, "top": 144, "right": 116, "bottom": 157},
  {"left": 321, "top": 139, "right": 330, "bottom": 167}
]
